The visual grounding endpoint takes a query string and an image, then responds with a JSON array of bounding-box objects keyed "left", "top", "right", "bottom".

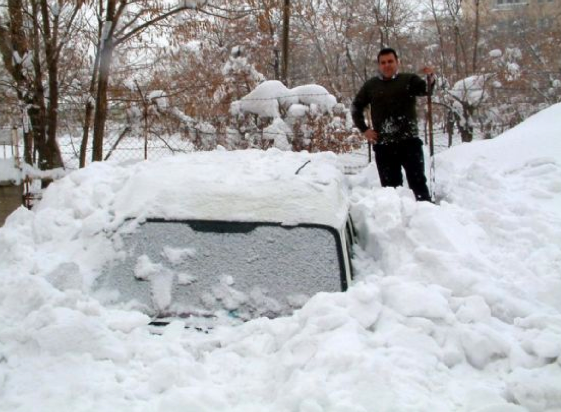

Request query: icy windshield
[{"left": 96, "top": 220, "right": 344, "bottom": 320}]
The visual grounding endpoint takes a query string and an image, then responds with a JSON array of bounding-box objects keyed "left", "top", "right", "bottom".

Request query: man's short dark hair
[{"left": 377, "top": 48, "right": 398, "bottom": 62}]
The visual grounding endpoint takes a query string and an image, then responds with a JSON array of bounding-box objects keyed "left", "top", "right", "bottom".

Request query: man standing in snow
[{"left": 351, "top": 47, "right": 435, "bottom": 202}]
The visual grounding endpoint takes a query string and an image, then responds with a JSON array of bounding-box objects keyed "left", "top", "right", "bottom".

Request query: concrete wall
[{"left": 0, "top": 183, "right": 23, "bottom": 226}]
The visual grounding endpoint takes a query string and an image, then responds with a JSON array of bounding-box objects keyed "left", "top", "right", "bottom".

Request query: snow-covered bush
[
  {"left": 229, "top": 80, "right": 360, "bottom": 153},
  {"left": 215, "top": 46, "right": 267, "bottom": 110},
  {"left": 441, "top": 69, "right": 527, "bottom": 142},
  {"left": 443, "top": 74, "right": 494, "bottom": 142}
]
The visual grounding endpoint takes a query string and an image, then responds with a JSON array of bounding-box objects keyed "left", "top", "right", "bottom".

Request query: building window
[{"left": 496, "top": 0, "right": 527, "bottom": 5}]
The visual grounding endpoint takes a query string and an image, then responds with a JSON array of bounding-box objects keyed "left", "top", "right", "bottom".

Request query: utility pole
[{"left": 281, "top": 0, "right": 290, "bottom": 86}]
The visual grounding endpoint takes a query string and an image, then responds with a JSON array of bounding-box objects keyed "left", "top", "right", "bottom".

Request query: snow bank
[
  {"left": 348, "top": 103, "right": 561, "bottom": 411},
  {"left": 1, "top": 104, "right": 561, "bottom": 411},
  {"left": 41, "top": 149, "right": 346, "bottom": 230},
  {"left": 0, "top": 149, "right": 350, "bottom": 309}
]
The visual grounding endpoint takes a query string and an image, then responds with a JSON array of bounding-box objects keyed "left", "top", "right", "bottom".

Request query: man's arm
[{"left": 351, "top": 81, "right": 372, "bottom": 133}]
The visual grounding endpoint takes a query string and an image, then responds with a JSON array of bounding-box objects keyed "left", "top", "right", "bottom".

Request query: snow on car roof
[{"left": 38, "top": 148, "right": 350, "bottom": 231}]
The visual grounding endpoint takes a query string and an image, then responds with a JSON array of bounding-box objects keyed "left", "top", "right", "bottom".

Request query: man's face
[{"left": 378, "top": 53, "right": 399, "bottom": 79}]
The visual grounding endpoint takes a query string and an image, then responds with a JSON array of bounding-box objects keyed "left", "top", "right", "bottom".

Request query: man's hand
[
  {"left": 364, "top": 129, "right": 378, "bottom": 143},
  {"left": 421, "top": 66, "right": 436, "bottom": 84}
]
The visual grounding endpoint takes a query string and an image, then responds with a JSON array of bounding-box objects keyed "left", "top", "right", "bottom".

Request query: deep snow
[{"left": 1, "top": 104, "right": 560, "bottom": 412}]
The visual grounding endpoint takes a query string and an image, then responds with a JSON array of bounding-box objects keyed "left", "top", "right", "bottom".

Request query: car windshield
[{"left": 96, "top": 220, "right": 345, "bottom": 321}]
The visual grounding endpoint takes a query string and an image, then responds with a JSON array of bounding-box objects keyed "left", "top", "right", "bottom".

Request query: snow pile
[
  {"left": 1, "top": 104, "right": 561, "bottom": 411},
  {"left": 349, "top": 103, "right": 561, "bottom": 411},
  {"left": 31, "top": 149, "right": 348, "bottom": 229},
  {"left": 0, "top": 149, "right": 349, "bottom": 298}
]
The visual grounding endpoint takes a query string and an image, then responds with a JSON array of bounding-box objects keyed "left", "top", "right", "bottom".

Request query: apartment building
[{"left": 463, "top": 0, "right": 560, "bottom": 29}]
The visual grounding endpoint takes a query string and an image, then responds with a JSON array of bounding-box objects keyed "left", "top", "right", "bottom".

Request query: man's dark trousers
[{"left": 374, "top": 138, "right": 432, "bottom": 202}]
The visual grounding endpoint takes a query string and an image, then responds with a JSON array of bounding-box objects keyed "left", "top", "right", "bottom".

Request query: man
[{"left": 351, "top": 47, "right": 435, "bottom": 202}]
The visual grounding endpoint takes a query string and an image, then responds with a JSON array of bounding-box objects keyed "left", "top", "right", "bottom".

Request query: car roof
[{"left": 46, "top": 149, "right": 349, "bottom": 231}]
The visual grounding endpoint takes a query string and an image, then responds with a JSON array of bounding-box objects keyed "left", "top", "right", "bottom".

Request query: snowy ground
[{"left": 1, "top": 104, "right": 560, "bottom": 412}]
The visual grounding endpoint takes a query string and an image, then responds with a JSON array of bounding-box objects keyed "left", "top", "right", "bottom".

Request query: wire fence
[
  {"left": 1, "top": 121, "right": 462, "bottom": 174},
  {"left": 1, "top": 72, "right": 558, "bottom": 170}
]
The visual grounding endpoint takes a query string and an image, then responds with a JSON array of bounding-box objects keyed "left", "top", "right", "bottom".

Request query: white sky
[{"left": 1, "top": 103, "right": 561, "bottom": 411}]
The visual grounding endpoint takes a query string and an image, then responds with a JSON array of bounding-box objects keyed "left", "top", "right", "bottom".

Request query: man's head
[{"left": 377, "top": 48, "right": 399, "bottom": 79}]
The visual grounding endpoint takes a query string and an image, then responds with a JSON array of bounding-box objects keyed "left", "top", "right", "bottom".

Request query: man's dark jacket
[{"left": 351, "top": 73, "right": 431, "bottom": 144}]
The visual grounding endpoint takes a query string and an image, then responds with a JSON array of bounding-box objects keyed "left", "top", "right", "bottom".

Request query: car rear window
[{"left": 96, "top": 220, "right": 345, "bottom": 321}]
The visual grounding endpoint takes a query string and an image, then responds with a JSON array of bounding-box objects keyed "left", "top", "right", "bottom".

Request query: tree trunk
[
  {"left": 22, "top": 123, "right": 33, "bottom": 165},
  {"left": 80, "top": 50, "right": 101, "bottom": 167},
  {"left": 281, "top": 0, "right": 290, "bottom": 86},
  {"left": 446, "top": 110, "right": 454, "bottom": 147},
  {"left": 3, "top": 0, "right": 35, "bottom": 164},
  {"left": 472, "top": 0, "right": 480, "bottom": 73},
  {"left": 39, "top": 0, "right": 63, "bottom": 171},
  {"left": 455, "top": 104, "right": 474, "bottom": 143},
  {"left": 91, "top": 0, "right": 119, "bottom": 162},
  {"left": 80, "top": 101, "right": 94, "bottom": 168},
  {"left": 29, "top": 1, "right": 49, "bottom": 170},
  {"left": 80, "top": 2, "right": 104, "bottom": 168},
  {"left": 429, "top": 0, "right": 449, "bottom": 78},
  {"left": 92, "top": 41, "right": 115, "bottom": 162}
]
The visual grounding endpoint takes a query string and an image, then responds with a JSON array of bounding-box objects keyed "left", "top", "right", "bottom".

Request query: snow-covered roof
[{"left": 38, "top": 149, "right": 350, "bottom": 231}]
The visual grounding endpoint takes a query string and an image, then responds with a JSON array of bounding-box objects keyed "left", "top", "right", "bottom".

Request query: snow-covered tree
[{"left": 0, "top": 0, "right": 88, "bottom": 172}]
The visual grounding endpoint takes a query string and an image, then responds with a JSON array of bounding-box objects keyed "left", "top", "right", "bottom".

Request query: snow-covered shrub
[
  {"left": 216, "top": 46, "right": 266, "bottom": 109},
  {"left": 443, "top": 74, "right": 494, "bottom": 142},
  {"left": 229, "top": 80, "right": 360, "bottom": 153}
]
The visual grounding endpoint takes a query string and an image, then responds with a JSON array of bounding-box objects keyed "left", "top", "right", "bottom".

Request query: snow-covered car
[{"left": 73, "top": 149, "right": 356, "bottom": 325}]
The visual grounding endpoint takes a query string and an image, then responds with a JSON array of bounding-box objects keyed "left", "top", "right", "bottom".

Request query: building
[{"left": 462, "top": 0, "right": 561, "bottom": 29}]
